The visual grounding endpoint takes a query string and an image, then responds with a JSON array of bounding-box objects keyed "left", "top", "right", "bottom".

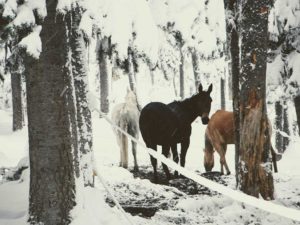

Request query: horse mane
[{"left": 169, "top": 95, "right": 199, "bottom": 123}]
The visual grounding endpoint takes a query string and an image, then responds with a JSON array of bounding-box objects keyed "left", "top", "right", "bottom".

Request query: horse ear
[
  {"left": 198, "top": 83, "right": 203, "bottom": 93},
  {"left": 207, "top": 84, "right": 213, "bottom": 94}
]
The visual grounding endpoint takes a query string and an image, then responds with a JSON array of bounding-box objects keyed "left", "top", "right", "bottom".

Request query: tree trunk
[
  {"left": 282, "top": 103, "right": 290, "bottom": 150},
  {"left": 128, "top": 48, "right": 137, "bottom": 92},
  {"left": 98, "top": 36, "right": 111, "bottom": 114},
  {"left": 220, "top": 77, "right": 226, "bottom": 109},
  {"left": 191, "top": 49, "right": 201, "bottom": 89},
  {"left": 275, "top": 101, "right": 290, "bottom": 152},
  {"left": 294, "top": 95, "right": 300, "bottom": 136},
  {"left": 179, "top": 47, "right": 185, "bottom": 99},
  {"left": 26, "top": 1, "right": 80, "bottom": 224},
  {"left": 225, "top": 0, "right": 240, "bottom": 183},
  {"left": 70, "top": 3, "right": 94, "bottom": 187},
  {"left": 275, "top": 101, "right": 283, "bottom": 152},
  {"left": 237, "top": 0, "right": 274, "bottom": 199},
  {"left": 11, "top": 71, "right": 23, "bottom": 131}
]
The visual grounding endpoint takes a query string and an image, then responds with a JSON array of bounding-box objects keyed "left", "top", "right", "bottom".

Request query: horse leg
[
  {"left": 171, "top": 143, "right": 179, "bottom": 177},
  {"left": 148, "top": 144, "right": 158, "bottom": 182},
  {"left": 180, "top": 138, "right": 190, "bottom": 168},
  {"left": 162, "top": 145, "right": 171, "bottom": 180},
  {"left": 131, "top": 140, "right": 138, "bottom": 171},
  {"left": 217, "top": 144, "right": 230, "bottom": 175},
  {"left": 222, "top": 145, "right": 230, "bottom": 175},
  {"left": 120, "top": 133, "right": 128, "bottom": 168}
]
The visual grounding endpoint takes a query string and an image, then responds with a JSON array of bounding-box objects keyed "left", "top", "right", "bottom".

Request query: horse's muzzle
[
  {"left": 204, "top": 163, "right": 213, "bottom": 172},
  {"left": 201, "top": 117, "right": 209, "bottom": 125}
]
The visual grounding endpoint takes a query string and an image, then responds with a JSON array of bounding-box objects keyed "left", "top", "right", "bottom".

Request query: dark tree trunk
[
  {"left": 294, "top": 95, "right": 300, "bottom": 136},
  {"left": 275, "top": 101, "right": 290, "bottom": 152},
  {"left": 179, "top": 47, "right": 185, "bottom": 99},
  {"left": 225, "top": 0, "right": 240, "bottom": 183},
  {"left": 220, "top": 77, "right": 226, "bottom": 109},
  {"left": 191, "top": 49, "right": 201, "bottom": 89},
  {"left": 98, "top": 36, "right": 111, "bottom": 114},
  {"left": 275, "top": 101, "right": 283, "bottom": 152},
  {"left": 70, "top": 3, "right": 94, "bottom": 187},
  {"left": 11, "top": 71, "right": 23, "bottom": 131},
  {"left": 237, "top": 0, "right": 274, "bottom": 199},
  {"left": 26, "top": 1, "right": 80, "bottom": 224},
  {"left": 282, "top": 105, "right": 289, "bottom": 149}
]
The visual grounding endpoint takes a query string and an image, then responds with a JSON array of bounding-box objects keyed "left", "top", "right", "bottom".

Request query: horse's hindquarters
[{"left": 139, "top": 102, "right": 177, "bottom": 146}]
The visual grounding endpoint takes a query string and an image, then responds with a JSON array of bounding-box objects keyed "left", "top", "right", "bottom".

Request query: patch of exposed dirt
[
  {"left": 106, "top": 165, "right": 231, "bottom": 218},
  {"left": 131, "top": 165, "right": 229, "bottom": 195}
]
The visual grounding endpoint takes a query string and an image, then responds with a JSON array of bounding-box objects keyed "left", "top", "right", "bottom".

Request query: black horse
[{"left": 139, "top": 83, "right": 213, "bottom": 181}]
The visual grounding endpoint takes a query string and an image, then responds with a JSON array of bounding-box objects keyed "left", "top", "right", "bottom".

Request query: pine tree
[
  {"left": 25, "top": 0, "right": 81, "bottom": 223},
  {"left": 236, "top": 0, "right": 274, "bottom": 199}
]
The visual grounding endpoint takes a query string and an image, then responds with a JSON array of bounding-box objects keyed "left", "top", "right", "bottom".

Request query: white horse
[{"left": 111, "top": 90, "right": 140, "bottom": 171}]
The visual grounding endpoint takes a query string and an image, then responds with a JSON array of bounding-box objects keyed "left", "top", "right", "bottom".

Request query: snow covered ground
[{"left": 0, "top": 107, "right": 300, "bottom": 225}]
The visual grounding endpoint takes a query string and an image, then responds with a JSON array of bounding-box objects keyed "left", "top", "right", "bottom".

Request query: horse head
[
  {"left": 194, "top": 83, "right": 213, "bottom": 125},
  {"left": 203, "top": 147, "right": 214, "bottom": 172}
]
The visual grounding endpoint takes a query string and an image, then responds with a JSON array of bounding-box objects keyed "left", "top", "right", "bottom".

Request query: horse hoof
[
  {"left": 227, "top": 171, "right": 231, "bottom": 175},
  {"left": 133, "top": 166, "right": 139, "bottom": 172},
  {"left": 174, "top": 171, "right": 179, "bottom": 178}
]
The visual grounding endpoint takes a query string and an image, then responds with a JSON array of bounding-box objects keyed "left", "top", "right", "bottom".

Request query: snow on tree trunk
[
  {"left": 70, "top": 3, "right": 94, "bottom": 187},
  {"left": 98, "top": 36, "right": 111, "bottom": 115},
  {"left": 294, "top": 95, "right": 300, "bottom": 136},
  {"left": 237, "top": 0, "right": 274, "bottom": 200},
  {"left": 25, "top": 1, "right": 80, "bottom": 224},
  {"left": 191, "top": 49, "right": 201, "bottom": 90}
]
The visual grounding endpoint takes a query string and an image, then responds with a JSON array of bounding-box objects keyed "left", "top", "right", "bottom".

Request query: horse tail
[{"left": 120, "top": 121, "right": 128, "bottom": 168}]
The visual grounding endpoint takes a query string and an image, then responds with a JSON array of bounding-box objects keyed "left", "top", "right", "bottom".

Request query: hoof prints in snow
[{"left": 106, "top": 166, "right": 231, "bottom": 218}]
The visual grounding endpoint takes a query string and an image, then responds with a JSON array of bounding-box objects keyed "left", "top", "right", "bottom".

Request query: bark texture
[
  {"left": 11, "top": 68, "right": 23, "bottom": 131},
  {"left": 26, "top": 1, "right": 79, "bottom": 224},
  {"left": 70, "top": 3, "right": 94, "bottom": 187},
  {"left": 237, "top": 0, "right": 274, "bottom": 199},
  {"left": 8, "top": 46, "right": 24, "bottom": 131},
  {"left": 98, "top": 36, "right": 111, "bottom": 114}
]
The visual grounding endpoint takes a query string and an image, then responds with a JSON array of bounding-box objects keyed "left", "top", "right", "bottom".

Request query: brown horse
[{"left": 204, "top": 110, "right": 280, "bottom": 175}]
